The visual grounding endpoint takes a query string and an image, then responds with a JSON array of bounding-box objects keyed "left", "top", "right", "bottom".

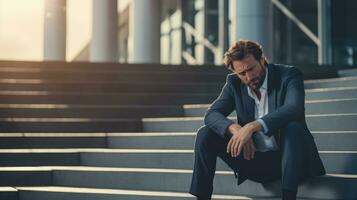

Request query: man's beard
[
  {"left": 248, "top": 78, "right": 260, "bottom": 89},
  {"left": 248, "top": 71, "right": 265, "bottom": 89},
  {"left": 254, "top": 66, "right": 266, "bottom": 89}
]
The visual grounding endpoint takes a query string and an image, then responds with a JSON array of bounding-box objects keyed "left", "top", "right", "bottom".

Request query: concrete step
[
  {"left": 338, "top": 68, "right": 357, "bottom": 77},
  {"left": 1, "top": 77, "right": 356, "bottom": 94},
  {"left": 0, "top": 70, "right": 226, "bottom": 83},
  {"left": 16, "top": 186, "right": 245, "bottom": 200},
  {"left": 0, "top": 104, "right": 183, "bottom": 118},
  {"left": 0, "top": 149, "right": 352, "bottom": 174},
  {"left": 0, "top": 92, "right": 216, "bottom": 105},
  {"left": 49, "top": 166, "right": 357, "bottom": 199},
  {"left": 0, "top": 61, "right": 229, "bottom": 74},
  {"left": 304, "top": 76, "right": 357, "bottom": 88},
  {"left": 2, "top": 98, "right": 356, "bottom": 118},
  {"left": 0, "top": 98, "right": 355, "bottom": 119},
  {"left": 1, "top": 76, "right": 356, "bottom": 92},
  {"left": 312, "top": 131, "right": 357, "bottom": 151},
  {"left": 0, "top": 130, "right": 355, "bottom": 151},
  {"left": 0, "top": 133, "right": 107, "bottom": 149},
  {"left": 305, "top": 86, "right": 357, "bottom": 100},
  {"left": 0, "top": 149, "right": 79, "bottom": 166},
  {"left": 16, "top": 186, "right": 314, "bottom": 200},
  {"left": 0, "top": 167, "right": 52, "bottom": 186},
  {"left": 79, "top": 149, "right": 357, "bottom": 174},
  {"left": 0, "top": 118, "right": 142, "bottom": 132},
  {"left": 0, "top": 62, "right": 351, "bottom": 82},
  {"left": 0, "top": 77, "right": 356, "bottom": 99},
  {"left": 0, "top": 166, "right": 354, "bottom": 199},
  {"left": 0, "top": 80, "right": 223, "bottom": 94},
  {"left": 0, "top": 187, "right": 17, "bottom": 200},
  {"left": 106, "top": 131, "right": 357, "bottom": 151},
  {"left": 107, "top": 133, "right": 196, "bottom": 150},
  {"left": 142, "top": 114, "right": 357, "bottom": 132},
  {"left": 183, "top": 98, "right": 357, "bottom": 117},
  {"left": 0, "top": 87, "right": 357, "bottom": 105},
  {"left": 0, "top": 61, "right": 350, "bottom": 80}
]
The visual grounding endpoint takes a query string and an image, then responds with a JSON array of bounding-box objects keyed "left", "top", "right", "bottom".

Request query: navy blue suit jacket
[{"left": 204, "top": 64, "right": 325, "bottom": 181}]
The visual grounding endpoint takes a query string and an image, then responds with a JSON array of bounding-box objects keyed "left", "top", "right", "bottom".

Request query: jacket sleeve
[
  {"left": 204, "top": 75, "right": 235, "bottom": 138},
  {"left": 261, "top": 67, "right": 305, "bottom": 136}
]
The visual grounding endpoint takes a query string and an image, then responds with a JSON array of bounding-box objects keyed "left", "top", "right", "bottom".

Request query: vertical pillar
[
  {"left": 44, "top": 0, "right": 67, "bottom": 61},
  {"left": 129, "top": 0, "right": 160, "bottom": 63},
  {"left": 218, "top": 0, "right": 229, "bottom": 64},
  {"left": 90, "top": 0, "right": 118, "bottom": 62},
  {"left": 318, "top": 0, "right": 332, "bottom": 65},
  {"left": 234, "top": 0, "right": 273, "bottom": 60}
]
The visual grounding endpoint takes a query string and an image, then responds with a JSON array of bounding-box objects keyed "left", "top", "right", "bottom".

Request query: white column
[
  {"left": 234, "top": 0, "right": 273, "bottom": 59},
  {"left": 129, "top": 0, "right": 160, "bottom": 63},
  {"left": 218, "top": 0, "right": 229, "bottom": 65},
  {"left": 90, "top": 0, "right": 118, "bottom": 62},
  {"left": 44, "top": 0, "right": 67, "bottom": 61}
]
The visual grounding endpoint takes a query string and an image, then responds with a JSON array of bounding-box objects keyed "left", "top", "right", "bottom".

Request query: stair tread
[
  {"left": 16, "top": 186, "right": 252, "bottom": 199},
  {"left": 0, "top": 90, "right": 214, "bottom": 95},
  {"left": 0, "top": 148, "right": 355, "bottom": 154},
  {"left": 0, "top": 166, "right": 355, "bottom": 177},
  {"left": 0, "top": 187, "right": 16, "bottom": 192},
  {"left": 1, "top": 86, "right": 357, "bottom": 95},
  {"left": 184, "top": 97, "right": 357, "bottom": 108},
  {"left": 0, "top": 118, "right": 139, "bottom": 122},
  {"left": 0, "top": 104, "right": 179, "bottom": 108},
  {"left": 18, "top": 186, "right": 315, "bottom": 199},
  {"left": 142, "top": 113, "right": 357, "bottom": 121},
  {"left": 0, "top": 131, "right": 356, "bottom": 137}
]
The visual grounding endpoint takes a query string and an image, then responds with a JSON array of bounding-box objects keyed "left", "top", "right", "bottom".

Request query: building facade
[{"left": 45, "top": 0, "right": 357, "bottom": 66}]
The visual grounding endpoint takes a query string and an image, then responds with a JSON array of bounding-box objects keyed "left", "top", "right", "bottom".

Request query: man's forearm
[
  {"left": 228, "top": 123, "right": 242, "bottom": 135},
  {"left": 247, "top": 120, "right": 263, "bottom": 133},
  {"left": 204, "top": 110, "right": 235, "bottom": 138},
  {"left": 228, "top": 121, "right": 262, "bottom": 135}
]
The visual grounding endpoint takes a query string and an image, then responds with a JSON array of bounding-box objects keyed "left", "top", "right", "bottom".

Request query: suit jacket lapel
[
  {"left": 267, "top": 64, "right": 277, "bottom": 113},
  {"left": 266, "top": 64, "right": 280, "bottom": 145},
  {"left": 241, "top": 85, "right": 255, "bottom": 123}
]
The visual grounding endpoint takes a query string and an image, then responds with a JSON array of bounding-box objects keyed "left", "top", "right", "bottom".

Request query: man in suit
[{"left": 189, "top": 40, "right": 325, "bottom": 200}]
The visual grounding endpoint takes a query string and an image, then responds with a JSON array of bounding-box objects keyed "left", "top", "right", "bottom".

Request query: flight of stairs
[{"left": 0, "top": 61, "right": 356, "bottom": 199}]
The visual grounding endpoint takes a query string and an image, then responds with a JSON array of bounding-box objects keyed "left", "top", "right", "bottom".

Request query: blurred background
[{"left": 0, "top": 0, "right": 356, "bottom": 66}]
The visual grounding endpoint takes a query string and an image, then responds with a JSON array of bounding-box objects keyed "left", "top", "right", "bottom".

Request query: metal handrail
[
  {"left": 271, "top": 0, "right": 319, "bottom": 46},
  {"left": 182, "top": 22, "right": 220, "bottom": 64}
]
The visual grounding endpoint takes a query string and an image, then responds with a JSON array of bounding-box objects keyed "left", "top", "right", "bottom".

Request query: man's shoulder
[
  {"left": 270, "top": 63, "right": 302, "bottom": 77},
  {"left": 226, "top": 73, "right": 240, "bottom": 83},
  {"left": 270, "top": 63, "right": 299, "bottom": 71}
]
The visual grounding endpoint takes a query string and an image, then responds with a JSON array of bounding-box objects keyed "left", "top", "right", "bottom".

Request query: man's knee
[
  {"left": 284, "top": 121, "right": 304, "bottom": 130},
  {"left": 281, "top": 121, "right": 306, "bottom": 151},
  {"left": 195, "top": 126, "right": 217, "bottom": 149},
  {"left": 282, "top": 121, "right": 305, "bottom": 137}
]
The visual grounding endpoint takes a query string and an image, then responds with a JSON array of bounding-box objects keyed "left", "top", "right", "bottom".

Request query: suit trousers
[{"left": 189, "top": 121, "right": 306, "bottom": 198}]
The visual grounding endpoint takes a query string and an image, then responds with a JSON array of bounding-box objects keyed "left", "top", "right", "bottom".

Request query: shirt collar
[{"left": 260, "top": 67, "right": 268, "bottom": 91}]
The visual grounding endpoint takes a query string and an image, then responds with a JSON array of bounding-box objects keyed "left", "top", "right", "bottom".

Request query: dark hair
[{"left": 223, "top": 40, "right": 268, "bottom": 71}]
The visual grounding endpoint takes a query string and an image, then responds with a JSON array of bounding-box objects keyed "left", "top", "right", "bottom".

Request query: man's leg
[
  {"left": 189, "top": 126, "right": 243, "bottom": 199},
  {"left": 280, "top": 121, "right": 306, "bottom": 199}
]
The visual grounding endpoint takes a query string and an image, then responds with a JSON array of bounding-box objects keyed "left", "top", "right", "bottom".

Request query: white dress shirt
[{"left": 247, "top": 68, "right": 279, "bottom": 152}]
